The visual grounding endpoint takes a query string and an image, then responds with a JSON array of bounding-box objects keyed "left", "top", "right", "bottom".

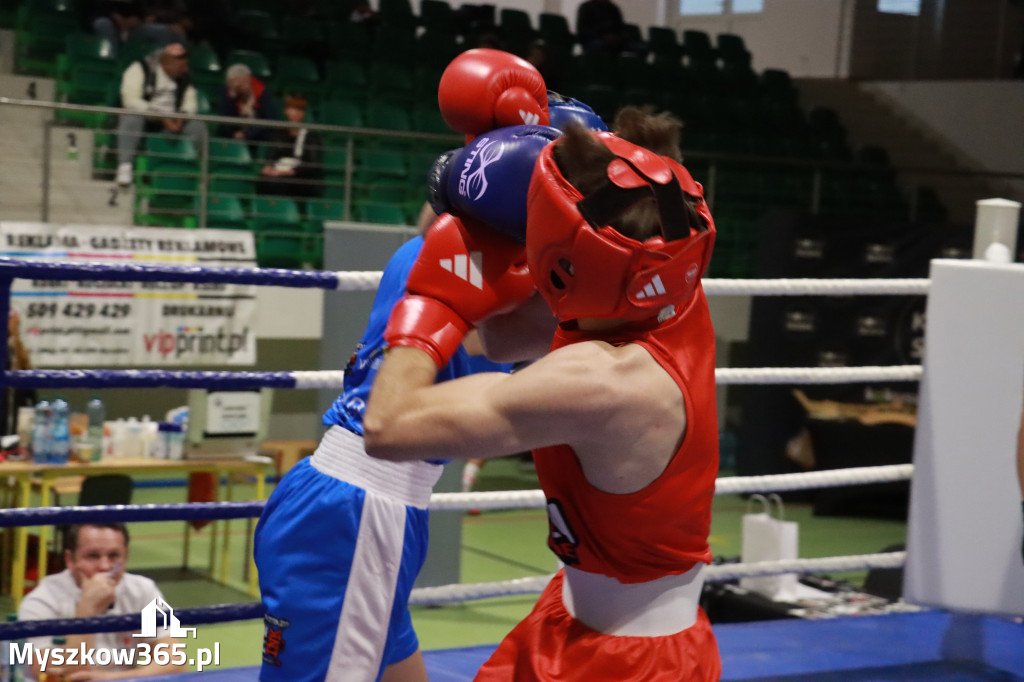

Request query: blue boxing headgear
[{"left": 547, "top": 91, "right": 609, "bottom": 133}]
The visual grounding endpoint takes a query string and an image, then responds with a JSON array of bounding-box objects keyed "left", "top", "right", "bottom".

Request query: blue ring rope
[
  {"left": 4, "top": 369, "right": 299, "bottom": 390},
  {"left": 0, "top": 257, "right": 342, "bottom": 289},
  {"left": 0, "top": 604, "right": 266, "bottom": 640},
  {"left": 0, "top": 501, "right": 265, "bottom": 528}
]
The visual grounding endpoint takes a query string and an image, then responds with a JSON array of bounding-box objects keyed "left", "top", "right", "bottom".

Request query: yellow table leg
[
  {"left": 248, "top": 464, "right": 266, "bottom": 597},
  {"left": 38, "top": 477, "right": 52, "bottom": 581},
  {"left": 219, "top": 471, "right": 232, "bottom": 586},
  {"left": 11, "top": 475, "right": 31, "bottom": 610}
]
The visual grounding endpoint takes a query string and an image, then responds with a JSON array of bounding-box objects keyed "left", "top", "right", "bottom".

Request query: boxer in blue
[{"left": 254, "top": 233, "right": 515, "bottom": 682}]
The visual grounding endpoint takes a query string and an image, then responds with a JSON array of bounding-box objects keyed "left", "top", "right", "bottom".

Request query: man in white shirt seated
[
  {"left": 17, "top": 523, "right": 187, "bottom": 680},
  {"left": 116, "top": 43, "right": 205, "bottom": 188}
]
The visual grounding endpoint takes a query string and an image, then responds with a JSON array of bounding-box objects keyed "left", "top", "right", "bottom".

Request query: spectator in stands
[
  {"left": 216, "top": 63, "right": 282, "bottom": 144},
  {"left": 17, "top": 523, "right": 187, "bottom": 681},
  {"left": 256, "top": 93, "right": 323, "bottom": 199},
  {"left": 91, "top": 0, "right": 183, "bottom": 55},
  {"left": 115, "top": 42, "right": 204, "bottom": 188}
]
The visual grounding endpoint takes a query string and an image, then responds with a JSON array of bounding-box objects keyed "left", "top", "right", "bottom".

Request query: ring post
[{"left": 972, "top": 198, "right": 1021, "bottom": 262}]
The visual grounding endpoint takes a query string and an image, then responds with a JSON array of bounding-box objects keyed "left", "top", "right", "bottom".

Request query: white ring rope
[
  {"left": 331, "top": 271, "right": 384, "bottom": 291},
  {"left": 428, "top": 464, "right": 914, "bottom": 511},
  {"left": 701, "top": 278, "right": 930, "bottom": 296},
  {"left": 292, "top": 371, "right": 348, "bottom": 389},
  {"left": 330, "top": 273, "right": 932, "bottom": 297},
  {"left": 716, "top": 365, "right": 923, "bottom": 384},
  {"left": 286, "top": 366, "right": 924, "bottom": 391},
  {"left": 408, "top": 552, "right": 908, "bottom": 606}
]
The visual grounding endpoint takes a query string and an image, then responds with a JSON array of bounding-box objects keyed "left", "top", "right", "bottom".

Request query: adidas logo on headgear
[
  {"left": 439, "top": 251, "right": 484, "bottom": 289},
  {"left": 519, "top": 109, "right": 540, "bottom": 125},
  {"left": 634, "top": 274, "right": 667, "bottom": 300}
]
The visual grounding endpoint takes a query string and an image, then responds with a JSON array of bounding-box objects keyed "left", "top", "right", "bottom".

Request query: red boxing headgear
[
  {"left": 526, "top": 132, "right": 716, "bottom": 322},
  {"left": 438, "top": 49, "right": 549, "bottom": 142}
]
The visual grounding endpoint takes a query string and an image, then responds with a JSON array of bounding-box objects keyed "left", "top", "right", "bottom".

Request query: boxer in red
[{"left": 365, "top": 106, "right": 723, "bottom": 681}]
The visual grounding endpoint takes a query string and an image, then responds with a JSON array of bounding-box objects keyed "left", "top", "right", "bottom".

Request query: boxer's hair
[{"left": 551, "top": 106, "right": 701, "bottom": 243}]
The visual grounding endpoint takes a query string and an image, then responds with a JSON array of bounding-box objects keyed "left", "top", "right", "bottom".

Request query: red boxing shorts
[{"left": 475, "top": 570, "right": 721, "bottom": 681}]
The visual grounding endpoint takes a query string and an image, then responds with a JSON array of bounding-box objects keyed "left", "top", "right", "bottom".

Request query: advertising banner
[{"left": 1, "top": 222, "right": 257, "bottom": 367}]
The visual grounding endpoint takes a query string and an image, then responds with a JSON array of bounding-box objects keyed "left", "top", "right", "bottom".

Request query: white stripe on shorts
[{"left": 325, "top": 491, "right": 407, "bottom": 681}]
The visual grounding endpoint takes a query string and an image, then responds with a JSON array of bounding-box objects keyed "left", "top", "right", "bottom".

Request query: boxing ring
[{"left": 0, "top": 255, "right": 1022, "bottom": 681}]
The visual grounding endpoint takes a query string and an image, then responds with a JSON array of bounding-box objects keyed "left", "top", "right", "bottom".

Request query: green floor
[{"left": 2, "top": 458, "right": 909, "bottom": 671}]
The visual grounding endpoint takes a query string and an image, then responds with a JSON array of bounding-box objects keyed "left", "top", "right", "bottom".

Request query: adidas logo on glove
[
  {"left": 519, "top": 109, "right": 540, "bottom": 125},
  {"left": 439, "top": 252, "right": 484, "bottom": 289}
]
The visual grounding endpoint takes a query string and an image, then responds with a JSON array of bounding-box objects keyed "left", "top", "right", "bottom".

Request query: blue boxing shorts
[{"left": 254, "top": 426, "right": 443, "bottom": 682}]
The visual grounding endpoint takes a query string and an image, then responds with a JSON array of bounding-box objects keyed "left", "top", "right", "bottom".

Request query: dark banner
[{"left": 736, "top": 211, "right": 978, "bottom": 479}]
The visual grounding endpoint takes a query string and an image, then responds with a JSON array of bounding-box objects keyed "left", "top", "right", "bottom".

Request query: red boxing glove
[
  {"left": 385, "top": 213, "right": 535, "bottom": 367},
  {"left": 438, "top": 48, "right": 549, "bottom": 141}
]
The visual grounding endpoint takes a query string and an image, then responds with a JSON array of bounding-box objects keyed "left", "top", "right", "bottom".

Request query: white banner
[{"left": 1, "top": 222, "right": 258, "bottom": 367}]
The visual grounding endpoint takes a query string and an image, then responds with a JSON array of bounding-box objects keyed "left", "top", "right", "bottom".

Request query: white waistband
[
  {"left": 561, "top": 563, "right": 706, "bottom": 637},
  {"left": 311, "top": 426, "right": 443, "bottom": 509}
]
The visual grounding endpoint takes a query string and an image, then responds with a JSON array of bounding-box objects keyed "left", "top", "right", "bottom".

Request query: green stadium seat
[
  {"left": 209, "top": 175, "right": 256, "bottom": 200},
  {"left": 188, "top": 42, "right": 223, "bottom": 76},
  {"left": 251, "top": 196, "right": 303, "bottom": 232},
  {"left": 361, "top": 182, "right": 407, "bottom": 205},
  {"left": 209, "top": 139, "right": 254, "bottom": 171},
  {"left": 499, "top": 8, "right": 537, "bottom": 52},
  {"left": 368, "top": 62, "right": 415, "bottom": 103},
  {"left": 325, "top": 60, "right": 368, "bottom": 92},
  {"left": 136, "top": 159, "right": 199, "bottom": 227},
  {"left": 412, "top": 103, "right": 451, "bottom": 135},
  {"left": 682, "top": 29, "right": 716, "bottom": 68},
  {"left": 365, "top": 101, "right": 412, "bottom": 131},
  {"left": 716, "top": 33, "right": 751, "bottom": 67},
  {"left": 370, "top": 25, "right": 416, "bottom": 65},
  {"left": 306, "top": 198, "right": 347, "bottom": 224},
  {"left": 415, "top": 29, "right": 461, "bottom": 70},
  {"left": 356, "top": 145, "right": 408, "bottom": 181},
  {"left": 413, "top": 66, "right": 444, "bottom": 100},
  {"left": 328, "top": 22, "right": 372, "bottom": 63},
  {"left": 648, "top": 26, "right": 683, "bottom": 60},
  {"left": 205, "top": 196, "right": 249, "bottom": 230},
  {"left": 15, "top": 12, "right": 78, "bottom": 76},
  {"left": 356, "top": 202, "right": 407, "bottom": 225},
  {"left": 538, "top": 13, "right": 573, "bottom": 48},
  {"left": 233, "top": 9, "right": 281, "bottom": 54},
  {"left": 275, "top": 56, "right": 320, "bottom": 89},
  {"left": 282, "top": 16, "right": 327, "bottom": 57},
  {"left": 256, "top": 233, "right": 306, "bottom": 269},
  {"left": 143, "top": 135, "right": 198, "bottom": 164},
  {"left": 379, "top": 0, "right": 416, "bottom": 28},
  {"left": 322, "top": 100, "right": 365, "bottom": 128},
  {"left": 420, "top": 0, "right": 454, "bottom": 32}
]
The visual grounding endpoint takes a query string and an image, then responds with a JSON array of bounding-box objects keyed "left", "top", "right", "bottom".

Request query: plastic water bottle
[
  {"left": 31, "top": 400, "right": 52, "bottom": 465},
  {"left": 50, "top": 398, "right": 71, "bottom": 465},
  {"left": 86, "top": 397, "right": 105, "bottom": 462},
  {"left": 2, "top": 612, "right": 23, "bottom": 682}
]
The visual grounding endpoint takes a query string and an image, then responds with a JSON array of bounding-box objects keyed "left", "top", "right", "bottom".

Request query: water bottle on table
[
  {"left": 31, "top": 400, "right": 52, "bottom": 465},
  {"left": 86, "top": 397, "right": 105, "bottom": 462},
  {"left": 50, "top": 398, "right": 70, "bottom": 465}
]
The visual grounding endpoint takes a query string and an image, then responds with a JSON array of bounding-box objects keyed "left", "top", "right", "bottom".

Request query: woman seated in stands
[{"left": 256, "top": 93, "right": 324, "bottom": 199}]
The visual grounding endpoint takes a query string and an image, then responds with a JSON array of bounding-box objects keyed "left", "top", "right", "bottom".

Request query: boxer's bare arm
[{"left": 365, "top": 340, "right": 685, "bottom": 493}]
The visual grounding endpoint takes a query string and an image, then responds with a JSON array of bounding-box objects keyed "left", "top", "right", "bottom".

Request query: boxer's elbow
[{"left": 363, "top": 413, "right": 412, "bottom": 461}]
